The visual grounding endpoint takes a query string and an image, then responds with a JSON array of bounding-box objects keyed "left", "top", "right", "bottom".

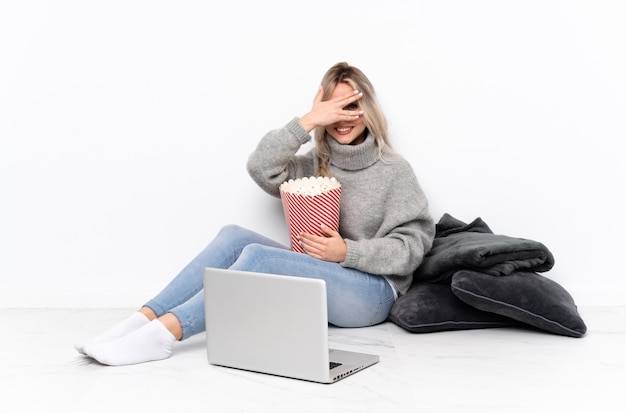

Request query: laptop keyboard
[{"left": 329, "top": 362, "right": 343, "bottom": 370}]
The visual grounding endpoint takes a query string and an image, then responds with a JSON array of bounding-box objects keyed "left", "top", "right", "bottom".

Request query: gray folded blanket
[{"left": 414, "top": 213, "right": 555, "bottom": 284}]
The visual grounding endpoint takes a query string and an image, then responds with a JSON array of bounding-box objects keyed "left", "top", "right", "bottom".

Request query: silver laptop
[{"left": 203, "top": 268, "right": 379, "bottom": 384}]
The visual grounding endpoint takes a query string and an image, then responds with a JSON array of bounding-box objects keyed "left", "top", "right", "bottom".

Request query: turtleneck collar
[{"left": 327, "top": 133, "right": 380, "bottom": 171}]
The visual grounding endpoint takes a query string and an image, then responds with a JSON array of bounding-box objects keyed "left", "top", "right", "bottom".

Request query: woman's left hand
[{"left": 298, "top": 225, "right": 347, "bottom": 263}]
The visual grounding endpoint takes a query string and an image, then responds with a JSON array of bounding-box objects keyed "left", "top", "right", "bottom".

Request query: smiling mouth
[{"left": 335, "top": 127, "right": 354, "bottom": 136}]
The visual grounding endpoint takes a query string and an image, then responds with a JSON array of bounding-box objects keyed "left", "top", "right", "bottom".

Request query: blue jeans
[{"left": 144, "top": 225, "right": 395, "bottom": 340}]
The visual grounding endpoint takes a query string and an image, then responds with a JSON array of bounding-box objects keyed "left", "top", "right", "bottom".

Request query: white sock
[
  {"left": 83, "top": 319, "right": 176, "bottom": 366},
  {"left": 74, "top": 312, "right": 150, "bottom": 355}
]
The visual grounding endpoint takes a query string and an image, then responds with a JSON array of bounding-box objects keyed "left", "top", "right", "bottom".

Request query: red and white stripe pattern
[{"left": 280, "top": 185, "right": 342, "bottom": 253}]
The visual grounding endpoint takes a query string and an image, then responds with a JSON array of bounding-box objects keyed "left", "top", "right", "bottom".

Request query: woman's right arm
[
  {"left": 246, "top": 118, "right": 314, "bottom": 197},
  {"left": 247, "top": 87, "right": 364, "bottom": 197}
]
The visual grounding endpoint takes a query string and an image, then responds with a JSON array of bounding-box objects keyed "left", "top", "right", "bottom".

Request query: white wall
[{"left": 1, "top": 1, "right": 624, "bottom": 307}]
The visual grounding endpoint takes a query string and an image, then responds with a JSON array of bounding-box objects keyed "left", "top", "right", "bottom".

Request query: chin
[
  {"left": 331, "top": 134, "right": 360, "bottom": 145},
  {"left": 335, "top": 138, "right": 354, "bottom": 145}
]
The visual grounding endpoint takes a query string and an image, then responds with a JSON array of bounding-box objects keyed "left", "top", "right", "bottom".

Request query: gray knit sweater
[{"left": 246, "top": 117, "right": 435, "bottom": 295}]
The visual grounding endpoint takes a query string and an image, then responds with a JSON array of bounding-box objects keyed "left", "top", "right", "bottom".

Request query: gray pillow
[
  {"left": 388, "top": 282, "right": 519, "bottom": 333},
  {"left": 451, "top": 270, "right": 587, "bottom": 338}
]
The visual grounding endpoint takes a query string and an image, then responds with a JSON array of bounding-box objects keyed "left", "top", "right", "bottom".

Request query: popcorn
[
  {"left": 280, "top": 176, "right": 341, "bottom": 196},
  {"left": 279, "top": 176, "right": 342, "bottom": 253}
]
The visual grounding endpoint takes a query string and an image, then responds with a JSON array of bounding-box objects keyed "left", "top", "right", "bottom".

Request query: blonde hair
[{"left": 314, "top": 62, "right": 391, "bottom": 177}]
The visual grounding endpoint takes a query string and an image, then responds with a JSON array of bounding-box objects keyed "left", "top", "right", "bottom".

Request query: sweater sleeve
[{"left": 246, "top": 118, "right": 316, "bottom": 197}]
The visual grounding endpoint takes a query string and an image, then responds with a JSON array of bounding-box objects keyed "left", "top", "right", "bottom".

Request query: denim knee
[
  {"left": 216, "top": 224, "right": 247, "bottom": 239},
  {"left": 230, "top": 243, "right": 286, "bottom": 274}
]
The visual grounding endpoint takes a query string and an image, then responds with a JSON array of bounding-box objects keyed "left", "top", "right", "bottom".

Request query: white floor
[{"left": 1, "top": 306, "right": 625, "bottom": 413}]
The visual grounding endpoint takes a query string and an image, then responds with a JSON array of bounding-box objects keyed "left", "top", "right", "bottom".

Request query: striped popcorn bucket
[{"left": 279, "top": 177, "right": 342, "bottom": 253}]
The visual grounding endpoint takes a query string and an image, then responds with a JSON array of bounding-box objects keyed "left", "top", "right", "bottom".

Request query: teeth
[{"left": 337, "top": 127, "right": 352, "bottom": 132}]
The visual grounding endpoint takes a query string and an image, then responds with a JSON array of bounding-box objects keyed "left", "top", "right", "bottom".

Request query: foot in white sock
[
  {"left": 74, "top": 312, "right": 150, "bottom": 355},
  {"left": 83, "top": 319, "right": 176, "bottom": 366}
]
